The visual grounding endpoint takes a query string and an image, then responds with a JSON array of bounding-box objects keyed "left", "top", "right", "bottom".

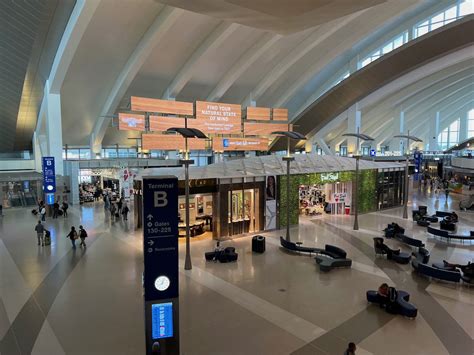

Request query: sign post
[
  {"left": 143, "top": 176, "right": 179, "bottom": 355},
  {"left": 42, "top": 157, "right": 56, "bottom": 193}
]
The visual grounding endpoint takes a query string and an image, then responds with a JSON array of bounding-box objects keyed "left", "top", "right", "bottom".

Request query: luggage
[
  {"left": 32, "top": 209, "right": 38, "bottom": 215},
  {"left": 58, "top": 210, "right": 63, "bottom": 216},
  {"left": 44, "top": 231, "right": 51, "bottom": 246},
  {"left": 115, "top": 213, "right": 119, "bottom": 218}
]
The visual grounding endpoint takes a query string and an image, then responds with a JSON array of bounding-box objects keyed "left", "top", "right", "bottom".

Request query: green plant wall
[{"left": 278, "top": 169, "right": 378, "bottom": 227}]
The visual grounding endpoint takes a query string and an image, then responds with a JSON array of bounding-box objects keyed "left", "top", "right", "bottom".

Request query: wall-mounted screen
[
  {"left": 195, "top": 101, "right": 242, "bottom": 134},
  {"left": 246, "top": 107, "right": 270, "bottom": 120},
  {"left": 213, "top": 137, "right": 269, "bottom": 151}
]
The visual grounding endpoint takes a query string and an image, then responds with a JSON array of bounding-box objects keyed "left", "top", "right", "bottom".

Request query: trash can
[
  {"left": 252, "top": 235, "right": 265, "bottom": 253},
  {"left": 345, "top": 206, "right": 351, "bottom": 215}
]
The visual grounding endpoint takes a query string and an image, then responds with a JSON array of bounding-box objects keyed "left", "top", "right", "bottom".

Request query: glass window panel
[
  {"left": 431, "top": 13, "right": 444, "bottom": 24},
  {"left": 431, "top": 21, "right": 443, "bottom": 30},
  {"left": 382, "top": 42, "right": 393, "bottom": 54},
  {"left": 468, "top": 119, "right": 474, "bottom": 131},
  {"left": 469, "top": 109, "right": 474, "bottom": 119},
  {"left": 468, "top": 130, "right": 474, "bottom": 138},
  {"left": 393, "top": 36, "right": 404, "bottom": 49},
  {"left": 79, "top": 149, "right": 91, "bottom": 159},
  {"left": 450, "top": 119, "right": 460, "bottom": 132},
  {"left": 361, "top": 58, "right": 371, "bottom": 68},
  {"left": 416, "top": 26, "right": 429, "bottom": 37},
  {"left": 459, "top": 0, "right": 473, "bottom": 16},
  {"left": 449, "top": 131, "right": 458, "bottom": 144},
  {"left": 444, "top": 6, "right": 457, "bottom": 20}
]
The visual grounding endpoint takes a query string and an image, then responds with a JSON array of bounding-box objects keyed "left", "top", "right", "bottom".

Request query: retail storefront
[{"left": 136, "top": 154, "right": 404, "bottom": 240}]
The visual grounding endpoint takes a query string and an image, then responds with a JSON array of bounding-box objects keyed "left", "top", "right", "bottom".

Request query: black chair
[
  {"left": 373, "top": 237, "right": 385, "bottom": 257},
  {"left": 314, "top": 245, "right": 352, "bottom": 272}
]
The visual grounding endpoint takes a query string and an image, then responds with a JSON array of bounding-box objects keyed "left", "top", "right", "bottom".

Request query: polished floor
[{"left": 0, "top": 188, "right": 473, "bottom": 354}]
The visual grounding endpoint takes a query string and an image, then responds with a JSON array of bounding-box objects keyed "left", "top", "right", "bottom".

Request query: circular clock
[{"left": 154, "top": 275, "right": 170, "bottom": 291}]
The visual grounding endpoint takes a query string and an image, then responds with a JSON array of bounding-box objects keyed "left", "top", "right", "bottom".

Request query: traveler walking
[
  {"left": 445, "top": 188, "right": 450, "bottom": 200},
  {"left": 344, "top": 342, "right": 357, "bottom": 355},
  {"left": 122, "top": 203, "right": 129, "bottom": 221},
  {"left": 62, "top": 201, "right": 69, "bottom": 218},
  {"left": 40, "top": 205, "right": 46, "bottom": 221},
  {"left": 104, "top": 194, "right": 110, "bottom": 210},
  {"left": 110, "top": 203, "right": 117, "bottom": 222},
  {"left": 79, "top": 225, "right": 88, "bottom": 247},
  {"left": 53, "top": 201, "right": 60, "bottom": 218},
  {"left": 117, "top": 197, "right": 123, "bottom": 214},
  {"left": 35, "top": 221, "right": 45, "bottom": 246},
  {"left": 66, "top": 226, "right": 78, "bottom": 249}
]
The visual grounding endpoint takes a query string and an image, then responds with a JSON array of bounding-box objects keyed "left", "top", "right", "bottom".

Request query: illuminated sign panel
[
  {"left": 195, "top": 101, "right": 241, "bottom": 134},
  {"left": 213, "top": 137, "right": 269, "bottom": 151},
  {"left": 142, "top": 134, "right": 206, "bottom": 151},
  {"left": 246, "top": 107, "right": 271, "bottom": 120},
  {"left": 118, "top": 113, "right": 146, "bottom": 131},
  {"left": 131, "top": 96, "right": 193, "bottom": 116},
  {"left": 244, "top": 122, "right": 290, "bottom": 136},
  {"left": 320, "top": 172, "right": 339, "bottom": 182}
]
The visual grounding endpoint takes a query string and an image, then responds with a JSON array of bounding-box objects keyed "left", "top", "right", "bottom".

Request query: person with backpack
[
  {"left": 79, "top": 225, "right": 88, "bottom": 247},
  {"left": 66, "top": 226, "right": 78, "bottom": 249},
  {"left": 44, "top": 229, "right": 51, "bottom": 246},
  {"left": 122, "top": 203, "right": 129, "bottom": 221},
  {"left": 35, "top": 220, "right": 45, "bottom": 246},
  {"left": 62, "top": 201, "right": 69, "bottom": 218}
]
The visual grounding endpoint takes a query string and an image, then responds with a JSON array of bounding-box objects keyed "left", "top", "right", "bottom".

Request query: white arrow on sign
[
  {"left": 147, "top": 240, "right": 154, "bottom": 246},
  {"left": 147, "top": 214, "right": 153, "bottom": 221}
]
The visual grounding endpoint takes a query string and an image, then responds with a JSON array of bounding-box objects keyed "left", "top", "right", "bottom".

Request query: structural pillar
[
  {"left": 428, "top": 112, "right": 440, "bottom": 152},
  {"left": 314, "top": 137, "right": 332, "bottom": 155},
  {"left": 347, "top": 103, "right": 361, "bottom": 154},
  {"left": 45, "top": 80, "right": 64, "bottom": 176}
]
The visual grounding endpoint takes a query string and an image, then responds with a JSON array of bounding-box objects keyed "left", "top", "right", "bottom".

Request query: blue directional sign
[
  {"left": 42, "top": 157, "right": 56, "bottom": 193},
  {"left": 370, "top": 149, "right": 376, "bottom": 157},
  {"left": 223, "top": 138, "right": 229, "bottom": 148},
  {"left": 143, "top": 176, "right": 179, "bottom": 301},
  {"left": 413, "top": 151, "right": 423, "bottom": 181},
  {"left": 152, "top": 302, "right": 174, "bottom": 339}
]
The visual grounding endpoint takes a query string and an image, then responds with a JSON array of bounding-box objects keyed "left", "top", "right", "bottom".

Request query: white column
[
  {"left": 428, "top": 112, "right": 440, "bottom": 151},
  {"left": 347, "top": 103, "right": 361, "bottom": 154},
  {"left": 45, "top": 80, "right": 64, "bottom": 175},
  {"left": 32, "top": 132, "right": 43, "bottom": 173},
  {"left": 314, "top": 137, "right": 332, "bottom": 155},
  {"left": 389, "top": 110, "right": 404, "bottom": 153},
  {"left": 459, "top": 109, "right": 468, "bottom": 142}
]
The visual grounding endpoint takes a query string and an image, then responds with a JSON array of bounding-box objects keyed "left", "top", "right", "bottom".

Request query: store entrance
[
  {"left": 299, "top": 182, "right": 352, "bottom": 216},
  {"left": 178, "top": 193, "right": 214, "bottom": 241},
  {"left": 228, "top": 188, "right": 260, "bottom": 236}
]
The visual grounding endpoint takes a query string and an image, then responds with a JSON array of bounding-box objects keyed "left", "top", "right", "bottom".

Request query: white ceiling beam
[
  {"left": 90, "top": 6, "right": 183, "bottom": 151},
  {"left": 49, "top": 0, "right": 101, "bottom": 94},
  {"left": 163, "top": 22, "right": 240, "bottom": 99},
  {"left": 243, "top": 12, "right": 363, "bottom": 105},
  {"left": 206, "top": 32, "right": 280, "bottom": 102}
]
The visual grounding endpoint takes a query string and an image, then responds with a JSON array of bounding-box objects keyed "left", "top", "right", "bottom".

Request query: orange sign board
[
  {"left": 149, "top": 115, "right": 185, "bottom": 132},
  {"left": 272, "top": 108, "right": 288, "bottom": 121},
  {"left": 244, "top": 122, "right": 290, "bottom": 136},
  {"left": 195, "top": 101, "right": 242, "bottom": 134},
  {"left": 131, "top": 96, "right": 193, "bottom": 116},
  {"left": 142, "top": 134, "right": 207, "bottom": 151},
  {"left": 246, "top": 107, "right": 270, "bottom": 120},
  {"left": 118, "top": 113, "right": 145, "bottom": 131},
  {"left": 213, "top": 137, "right": 269, "bottom": 151}
]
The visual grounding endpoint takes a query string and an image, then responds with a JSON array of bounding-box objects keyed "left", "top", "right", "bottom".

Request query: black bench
[
  {"left": 412, "top": 259, "right": 461, "bottom": 283},
  {"left": 367, "top": 290, "right": 417, "bottom": 318},
  {"left": 412, "top": 247, "right": 430, "bottom": 264},
  {"left": 280, "top": 236, "right": 321, "bottom": 255},
  {"left": 383, "top": 223, "right": 405, "bottom": 238},
  {"left": 314, "top": 245, "right": 352, "bottom": 271},
  {"left": 394, "top": 234, "right": 425, "bottom": 248},
  {"left": 373, "top": 237, "right": 411, "bottom": 264},
  {"left": 433, "top": 211, "right": 458, "bottom": 222},
  {"left": 427, "top": 226, "right": 474, "bottom": 242},
  {"left": 205, "top": 247, "right": 238, "bottom": 263}
]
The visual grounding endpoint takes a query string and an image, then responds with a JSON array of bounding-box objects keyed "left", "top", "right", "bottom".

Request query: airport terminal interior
[{"left": 0, "top": 0, "right": 473, "bottom": 354}]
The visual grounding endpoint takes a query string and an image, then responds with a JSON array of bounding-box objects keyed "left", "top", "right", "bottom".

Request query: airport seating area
[
  {"left": 366, "top": 290, "right": 418, "bottom": 318},
  {"left": 373, "top": 237, "right": 411, "bottom": 264}
]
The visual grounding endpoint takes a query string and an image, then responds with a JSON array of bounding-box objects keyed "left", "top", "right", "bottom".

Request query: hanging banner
[
  {"left": 195, "top": 101, "right": 242, "bottom": 134},
  {"left": 131, "top": 96, "right": 193, "bottom": 116},
  {"left": 246, "top": 107, "right": 271, "bottom": 120},
  {"left": 213, "top": 137, "right": 269, "bottom": 151},
  {"left": 118, "top": 113, "right": 146, "bottom": 131},
  {"left": 272, "top": 108, "right": 288, "bottom": 121},
  {"left": 244, "top": 122, "right": 290, "bottom": 136},
  {"left": 142, "top": 134, "right": 206, "bottom": 151},
  {"left": 149, "top": 116, "right": 185, "bottom": 132}
]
